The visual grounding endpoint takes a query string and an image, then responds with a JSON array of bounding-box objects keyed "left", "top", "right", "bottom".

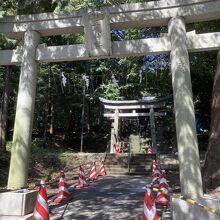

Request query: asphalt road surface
[{"left": 49, "top": 175, "right": 162, "bottom": 220}]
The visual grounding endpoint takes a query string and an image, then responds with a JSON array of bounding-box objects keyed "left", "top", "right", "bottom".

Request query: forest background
[{"left": 0, "top": 0, "right": 220, "bottom": 193}]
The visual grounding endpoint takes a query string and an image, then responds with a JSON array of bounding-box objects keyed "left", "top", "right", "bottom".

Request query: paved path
[{"left": 49, "top": 176, "right": 162, "bottom": 220}]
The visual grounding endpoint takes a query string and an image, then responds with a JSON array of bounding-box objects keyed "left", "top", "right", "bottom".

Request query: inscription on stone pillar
[{"left": 83, "top": 10, "right": 112, "bottom": 57}]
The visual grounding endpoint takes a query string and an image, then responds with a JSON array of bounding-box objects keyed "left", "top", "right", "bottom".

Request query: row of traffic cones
[
  {"left": 142, "top": 160, "right": 171, "bottom": 220},
  {"left": 33, "top": 171, "right": 70, "bottom": 220},
  {"left": 32, "top": 161, "right": 106, "bottom": 219},
  {"left": 76, "top": 161, "right": 106, "bottom": 188},
  {"left": 90, "top": 160, "right": 106, "bottom": 178}
]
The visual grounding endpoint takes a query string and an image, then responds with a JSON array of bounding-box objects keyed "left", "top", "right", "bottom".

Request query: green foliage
[
  {"left": 31, "top": 138, "right": 69, "bottom": 154},
  {"left": 187, "top": 20, "right": 220, "bottom": 33},
  {"left": 54, "top": 0, "right": 155, "bottom": 11},
  {"left": 6, "top": 141, "right": 13, "bottom": 152},
  {"left": 0, "top": 35, "right": 17, "bottom": 49},
  {"left": 0, "top": 66, "right": 4, "bottom": 90},
  {"left": 190, "top": 52, "right": 216, "bottom": 123},
  {"left": 0, "top": 7, "right": 5, "bottom": 18},
  {"left": 96, "top": 83, "right": 123, "bottom": 100}
]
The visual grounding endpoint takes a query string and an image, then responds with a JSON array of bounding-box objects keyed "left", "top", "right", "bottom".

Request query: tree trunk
[
  {"left": 0, "top": 66, "right": 12, "bottom": 153},
  {"left": 43, "top": 66, "right": 53, "bottom": 141},
  {"left": 203, "top": 51, "right": 220, "bottom": 190},
  {"left": 43, "top": 102, "right": 49, "bottom": 141},
  {"left": 61, "top": 110, "right": 72, "bottom": 147}
]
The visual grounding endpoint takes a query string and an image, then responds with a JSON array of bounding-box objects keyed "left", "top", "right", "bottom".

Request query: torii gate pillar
[
  {"left": 169, "top": 17, "right": 203, "bottom": 198},
  {"left": 110, "top": 109, "right": 119, "bottom": 153},
  {"left": 149, "top": 107, "right": 157, "bottom": 154},
  {"left": 7, "top": 30, "right": 40, "bottom": 189}
]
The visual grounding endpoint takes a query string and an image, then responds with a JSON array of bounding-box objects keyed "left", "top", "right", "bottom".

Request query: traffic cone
[
  {"left": 32, "top": 180, "right": 49, "bottom": 220},
  {"left": 114, "top": 142, "right": 120, "bottom": 153},
  {"left": 99, "top": 160, "right": 106, "bottom": 176},
  {"left": 147, "top": 146, "right": 153, "bottom": 154},
  {"left": 155, "top": 176, "right": 170, "bottom": 206},
  {"left": 151, "top": 160, "right": 158, "bottom": 173},
  {"left": 142, "top": 187, "right": 158, "bottom": 220},
  {"left": 76, "top": 165, "right": 88, "bottom": 188},
  {"left": 154, "top": 169, "right": 161, "bottom": 177},
  {"left": 160, "top": 170, "right": 167, "bottom": 179},
  {"left": 89, "top": 162, "right": 97, "bottom": 180},
  {"left": 151, "top": 164, "right": 161, "bottom": 188},
  {"left": 151, "top": 172, "right": 160, "bottom": 188},
  {"left": 54, "top": 170, "right": 71, "bottom": 203}
]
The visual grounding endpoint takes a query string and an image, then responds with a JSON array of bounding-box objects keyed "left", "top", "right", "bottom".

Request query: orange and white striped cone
[
  {"left": 114, "top": 142, "right": 120, "bottom": 153},
  {"left": 147, "top": 146, "right": 153, "bottom": 154},
  {"left": 76, "top": 166, "right": 88, "bottom": 188},
  {"left": 142, "top": 187, "right": 159, "bottom": 220},
  {"left": 153, "top": 161, "right": 161, "bottom": 172},
  {"left": 99, "top": 160, "right": 106, "bottom": 176},
  {"left": 32, "top": 180, "right": 49, "bottom": 220},
  {"left": 151, "top": 160, "right": 158, "bottom": 173},
  {"left": 89, "top": 162, "right": 97, "bottom": 180},
  {"left": 151, "top": 172, "right": 160, "bottom": 188},
  {"left": 154, "top": 169, "right": 161, "bottom": 177},
  {"left": 155, "top": 176, "right": 170, "bottom": 206},
  {"left": 160, "top": 170, "right": 167, "bottom": 179},
  {"left": 54, "top": 170, "right": 71, "bottom": 203}
]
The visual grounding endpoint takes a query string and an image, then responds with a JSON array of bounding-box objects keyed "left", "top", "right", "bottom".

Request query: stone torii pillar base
[
  {"left": 0, "top": 190, "right": 38, "bottom": 220},
  {"left": 171, "top": 196, "right": 220, "bottom": 220}
]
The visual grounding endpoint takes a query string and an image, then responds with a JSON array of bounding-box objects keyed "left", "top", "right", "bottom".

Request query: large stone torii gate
[{"left": 1, "top": 0, "right": 220, "bottom": 202}]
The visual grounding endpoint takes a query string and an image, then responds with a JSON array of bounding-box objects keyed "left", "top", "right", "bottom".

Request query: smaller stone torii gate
[
  {"left": 1, "top": 0, "right": 220, "bottom": 218},
  {"left": 100, "top": 96, "right": 170, "bottom": 154}
]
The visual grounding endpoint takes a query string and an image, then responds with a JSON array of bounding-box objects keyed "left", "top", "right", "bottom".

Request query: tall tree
[
  {"left": 0, "top": 9, "right": 17, "bottom": 152},
  {"left": 203, "top": 51, "right": 220, "bottom": 191},
  {"left": 0, "top": 67, "right": 12, "bottom": 153}
]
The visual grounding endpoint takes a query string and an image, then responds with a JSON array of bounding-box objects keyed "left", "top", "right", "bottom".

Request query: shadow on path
[{"left": 49, "top": 176, "right": 156, "bottom": 220}]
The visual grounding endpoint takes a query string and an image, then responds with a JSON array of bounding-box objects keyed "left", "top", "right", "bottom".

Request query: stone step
[
  {"left": 105, "top": 153, "right": 155, "bottom": 158},
  {"left": 105, "top": 157, "right": 128, "bottom": 165},
  {"left": 129, "top": 168, "right": 149, "bottom": 173},
  {"left": 131, "top": 159, "right": 155, "bottom": 163},
  {"left": 105, "top": 153, "right": 154, "bottom": 175},
  {"left": 132, "top": 153, "right": 156, "bottom": 159},
  {"left": 105, "top": 156, "right": 128, "bottom": 160},
  {"left": 105, "top": 155, "right": 128, "bottom": 160},
  {"left": 130, "top": 164, "right": 150, "bottom": 167},
  {"left": 130, "top": 161, "right": 152, "bottom": 164},
  {"left": 129, "top": 165, "right": 151, "bottom": 170},
  {"left": 105, "top": 162, "right": 151, "bottom": 166},
  {"left": 131, "top": 157, "right": 153, "bottom": 160},
  {"left": 104, "top": 161, "right": 128, "bottom": 165},
  {"left": 105, "top": 154, "right": 128, "bottom": 158}
]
